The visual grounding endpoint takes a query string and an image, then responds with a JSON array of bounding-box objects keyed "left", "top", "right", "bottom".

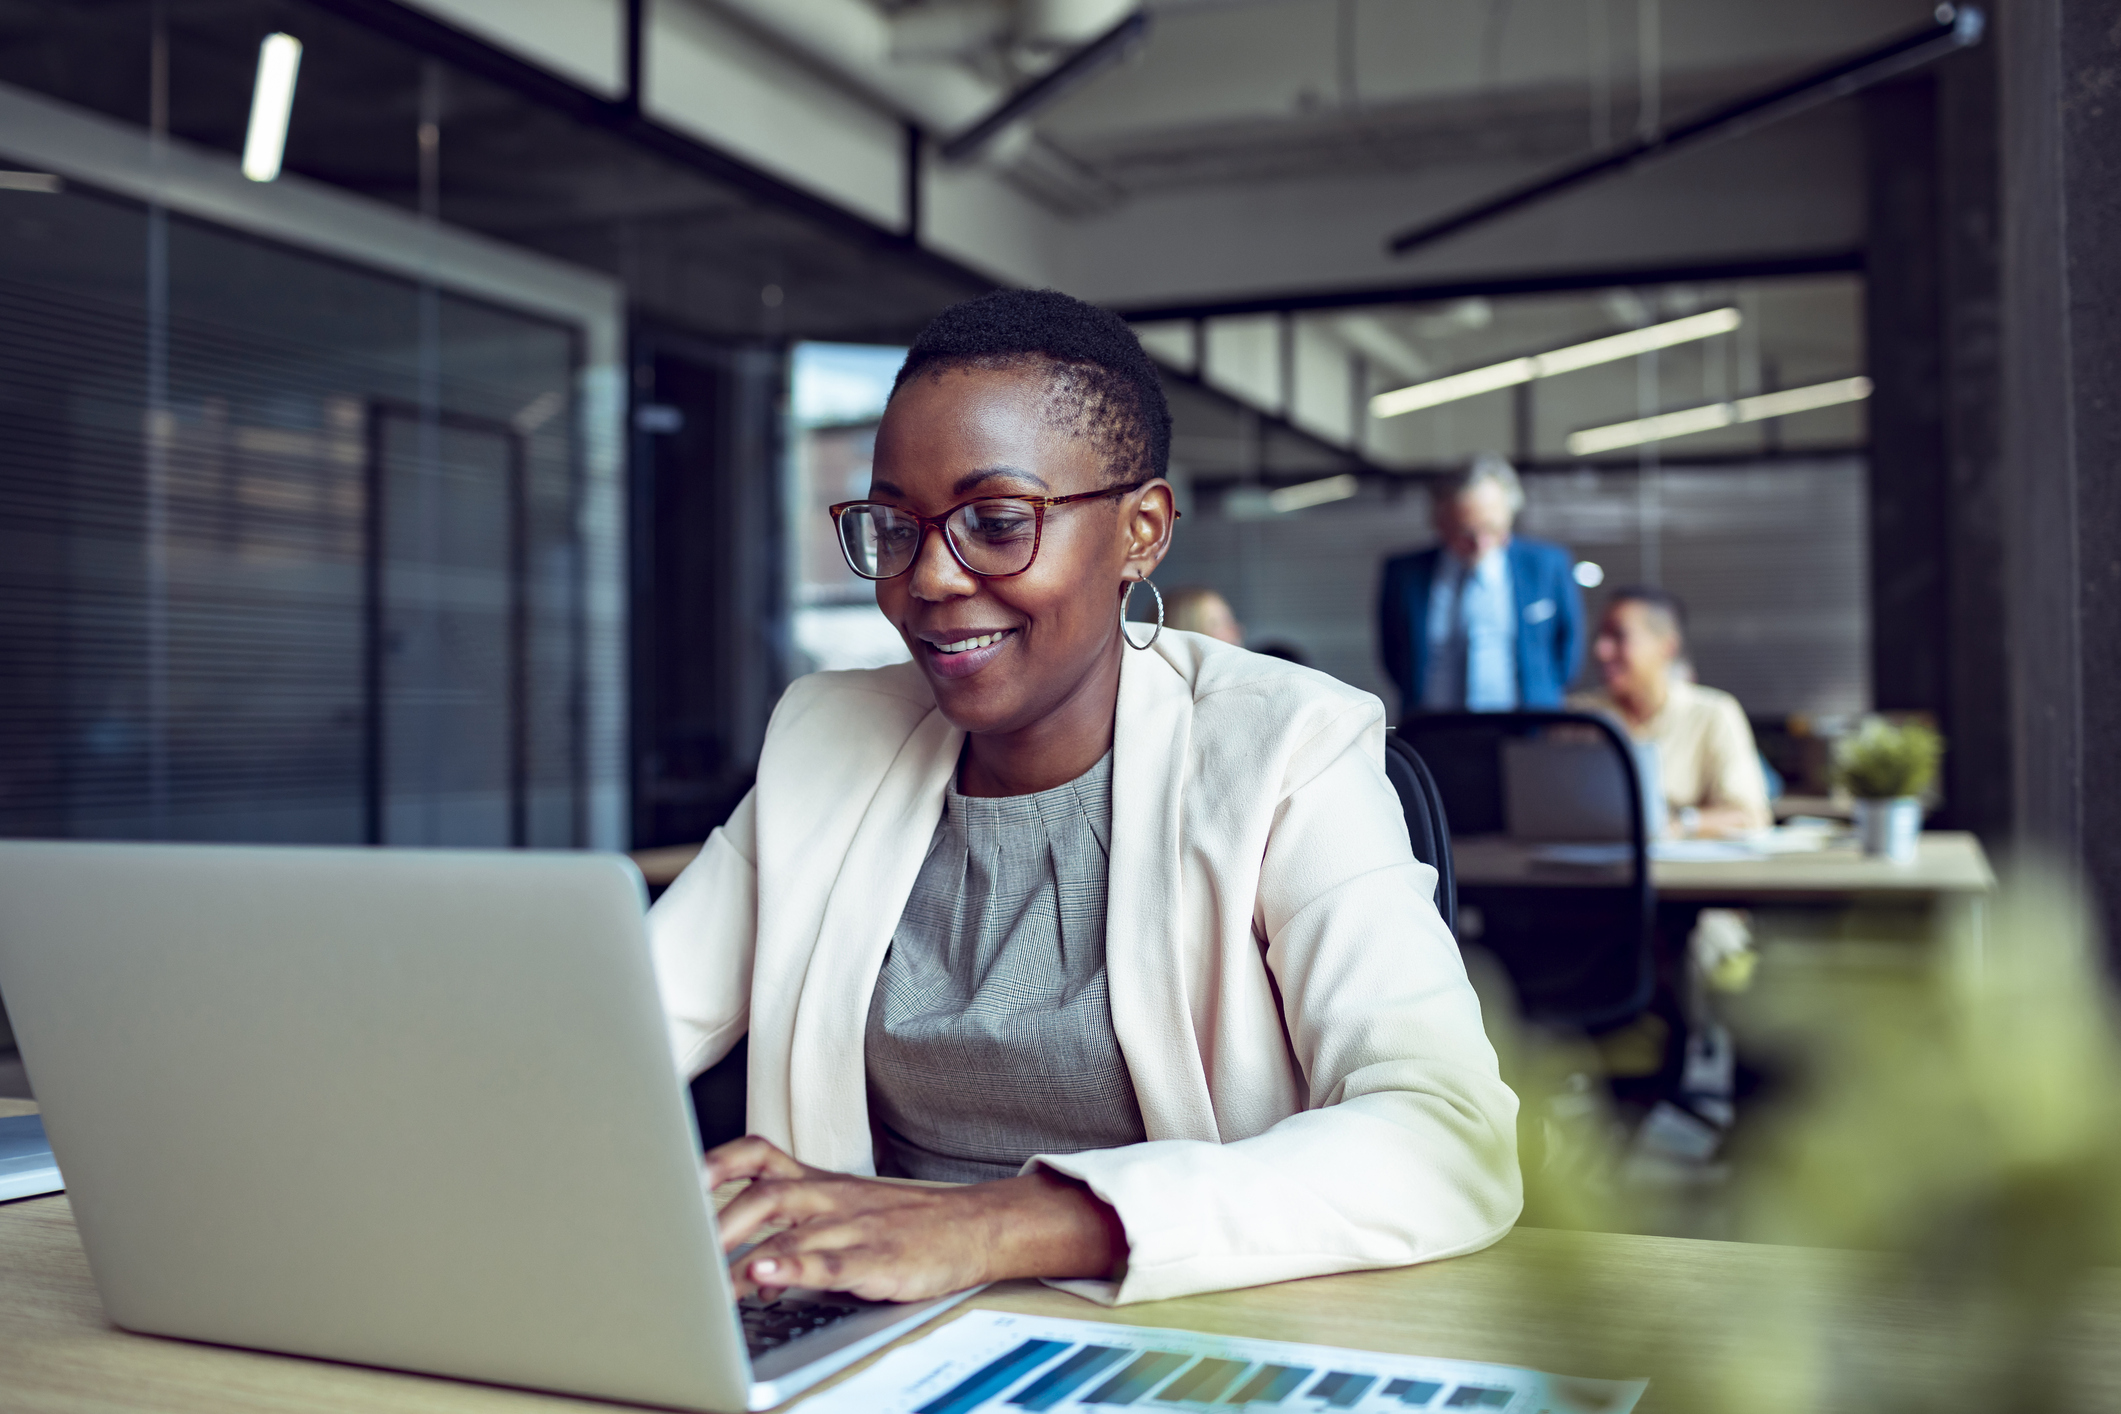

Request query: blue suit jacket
[{"left": 1377, "top": 537, "right": 1585, "bottom": 716}]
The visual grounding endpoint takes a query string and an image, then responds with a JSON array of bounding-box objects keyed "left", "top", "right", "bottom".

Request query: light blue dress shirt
[{"left": 1422, "top": 548, "right": 1519, "bottom": 711}]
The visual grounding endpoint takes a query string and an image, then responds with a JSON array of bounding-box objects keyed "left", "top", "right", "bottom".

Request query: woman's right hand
[{"left": 703, "top": 1135, "right": 1126, "bottom": 1303}]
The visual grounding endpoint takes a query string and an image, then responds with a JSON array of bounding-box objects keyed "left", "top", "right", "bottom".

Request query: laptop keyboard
[{"left": 738, "top": 1294, "right": 865, "bottom": 1356}]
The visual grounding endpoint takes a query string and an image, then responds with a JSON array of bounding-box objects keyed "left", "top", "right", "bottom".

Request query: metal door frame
[{"left": 363, "top": 400, "right": 528, "bottom": 847}]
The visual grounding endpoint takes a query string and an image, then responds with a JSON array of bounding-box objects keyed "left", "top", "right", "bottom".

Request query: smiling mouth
[{"left": 929, "top": 629, "right": 1016, "bottom": 655}]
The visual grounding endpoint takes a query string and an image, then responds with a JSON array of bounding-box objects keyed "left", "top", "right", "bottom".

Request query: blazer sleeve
[
  {"left": 1554, "top": 548, "right": 1586, "bottom": 691},
  {"left": 1701, "top": 696, "right": 1774, "bottom": 832},
  {"left": 646, "top": 789, "right": 759, "bottom": 1082},
  {"left": 1377, "top": 555, "right": 1416, "bottom": 714},
  {"left": 1035, "top": 719, "right": 1523, "bottom": 1304}
]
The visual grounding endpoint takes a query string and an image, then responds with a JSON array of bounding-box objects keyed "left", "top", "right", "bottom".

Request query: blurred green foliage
[
  {"left": 1482, "top": 866, "right": 2121, "bottom": 1412},
  {"left": 1833, "top": 717, "right": 1945, "bottom": 799}
]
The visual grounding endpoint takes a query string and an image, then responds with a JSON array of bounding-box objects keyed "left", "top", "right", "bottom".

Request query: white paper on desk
[
  {"left": 1648, "top": 839, "right": 1764, "bottom": 863},
  {"left": 794, "top": 1309, "right": 1644, "bottom": 1414},
  {"left": 1742, "top": 824, "right": 1842, "bottom": 855},
  {"left": 0, "top": 1114, "right": 64, "bottom": 1203}
]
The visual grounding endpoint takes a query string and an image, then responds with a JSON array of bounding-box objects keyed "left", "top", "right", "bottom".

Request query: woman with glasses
[{"left": 649, "top": 290, "right": 1518, "bottom": 1306}]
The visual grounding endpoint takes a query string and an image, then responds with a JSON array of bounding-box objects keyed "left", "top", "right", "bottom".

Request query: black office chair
[
  {"left": 690, "top": 1036, "right": 748, "bottom": 1152},
  {"left": 1394, "top": 711, "right": 1654, "bottom": 1034},
  {"left": 1382, "top": 731, "right": 1457, "bottom": 936}
]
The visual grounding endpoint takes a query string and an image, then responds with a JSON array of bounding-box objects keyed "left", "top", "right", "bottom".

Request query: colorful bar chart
[
  {"left": 918, "top": 1340, "right": 1072, "bottom": 1414},
  {"left": 797, "top": 1311, "right": 1647, "bottom": 1414},
  {"left": 1012, "top": 1346, "right": 1130, "bottom": 1410}
]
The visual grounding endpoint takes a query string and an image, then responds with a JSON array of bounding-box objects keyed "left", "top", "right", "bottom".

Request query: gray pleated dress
[{"left": 864, "top": 752, "right": 1149, "bottom": 1183}]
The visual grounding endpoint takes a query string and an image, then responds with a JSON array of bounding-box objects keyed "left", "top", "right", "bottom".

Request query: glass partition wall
[
  {"left": 0, "top": 180, "right": 596, "bottom": 846},
  {"left": 1141, "top": 274, "right": 1871, "bottom": 727},
  {"left": 0, "top": 0, "right": 998, "bottom": 857}
]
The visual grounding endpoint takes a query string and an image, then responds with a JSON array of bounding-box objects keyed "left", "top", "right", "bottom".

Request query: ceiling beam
[
  {"left": 1112, "top": 250, "right": 1865, "bottom": 324},
  {"left": 1384, "top": 5, "right": 1986, "bottom": 258},
  {"left": 939, "top": 10, "right": 1153, "bottom": 163}
]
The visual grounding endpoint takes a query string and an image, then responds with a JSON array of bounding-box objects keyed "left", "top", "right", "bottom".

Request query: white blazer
[{"left": 648, "top": 630, "right": 1521, "bottom": 1305}]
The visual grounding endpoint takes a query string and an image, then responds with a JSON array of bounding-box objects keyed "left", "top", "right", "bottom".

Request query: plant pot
[{"left": 1853, "top": 796, "right": 1923, "bottom": 862}]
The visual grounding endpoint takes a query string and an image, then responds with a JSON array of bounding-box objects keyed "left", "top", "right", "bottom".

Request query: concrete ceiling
[
  {"left": 825, "top": 0, "right": 1946, "bottom": 309},
  {"left": 916, "top": 0, "right": 1940, "bottom": 209}
]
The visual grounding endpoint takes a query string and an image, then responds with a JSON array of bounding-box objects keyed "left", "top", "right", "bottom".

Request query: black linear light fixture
[
  {"left": 939, "top": 9, "right": 1153, "bottom": 163},
  {"left": 1384, "top": 4, "right": 1986, "bottom": 257}
]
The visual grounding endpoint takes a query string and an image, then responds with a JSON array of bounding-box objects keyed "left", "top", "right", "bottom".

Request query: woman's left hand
[{"left": 705, "top": 1135, "right": 1127, "bottom": 1302}]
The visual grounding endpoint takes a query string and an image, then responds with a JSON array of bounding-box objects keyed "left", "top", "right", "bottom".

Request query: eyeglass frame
[{"left": 827, "top": 477, "right": 1177, "bottom": 582}]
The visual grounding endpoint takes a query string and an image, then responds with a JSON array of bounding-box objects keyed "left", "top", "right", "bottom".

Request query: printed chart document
[
  {"left": 796, "top": 1310, "right": 1645, "bottom": 1414},
  {"left": 0, "top": 1114, "right": 63, "bottom": 1203}
]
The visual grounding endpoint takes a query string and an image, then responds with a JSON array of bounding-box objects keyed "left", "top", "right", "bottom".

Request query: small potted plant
[{"left": 1833, "top": 716, "right": 1943, "bottom": 861}]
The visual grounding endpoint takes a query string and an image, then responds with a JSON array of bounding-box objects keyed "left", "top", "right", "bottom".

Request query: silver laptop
[{"left": 0, "top": 841, "right": 977, "bottom": 1412}]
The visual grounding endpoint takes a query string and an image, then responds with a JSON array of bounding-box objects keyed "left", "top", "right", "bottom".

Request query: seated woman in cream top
[
  {"left": 648, "top": 290, "right": 1519, "bottom": 1308},
  {"left": 1568, "top": 587, "right": 1772, "bottom": 839}
]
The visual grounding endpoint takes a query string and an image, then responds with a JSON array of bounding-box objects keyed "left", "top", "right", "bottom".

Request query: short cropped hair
[
  {"left": 1606, "top": 584, "right": 1688, "bottom": 640},
  {"left": 891, "top": 289, "right": 1172, "bottom": 487},
  {"left": 1442, "top": 452, "right": 1525, "bottom": 513}
]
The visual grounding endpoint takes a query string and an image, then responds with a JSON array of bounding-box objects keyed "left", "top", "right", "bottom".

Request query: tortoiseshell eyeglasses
[{"left": 829, "top": 479, "right": 1174, "bottom": 581}]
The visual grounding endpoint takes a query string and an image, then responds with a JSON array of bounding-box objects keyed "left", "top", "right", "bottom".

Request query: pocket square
[{"left": 1523, "top": 598, "right": 1557, "bottom": 624}]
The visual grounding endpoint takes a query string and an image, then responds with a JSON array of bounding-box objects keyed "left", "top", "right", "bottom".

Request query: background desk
[
  {"left": 7, "top": 1099, "right": 2119, "bottom": 1414},
  {"left": 642, "top": 834, "right": 1996, "bottom": 905},
  {"left": 1454, "top": 831, "right": 1994, "bottom": 970},
  {"left": 1451, "top": 831, "right": 1992, "bottom": 904}
]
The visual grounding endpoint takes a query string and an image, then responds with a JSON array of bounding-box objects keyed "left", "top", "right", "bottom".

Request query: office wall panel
[
  {"left": 647, "top": 0, "right": 905, "bottom": 232},
  {"left": 401, "top": 0, "right": 629, "bottom": 97}
]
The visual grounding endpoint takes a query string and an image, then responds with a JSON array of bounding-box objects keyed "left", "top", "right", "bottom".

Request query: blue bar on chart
[
  {"left": 1307, "top": 1372, "right": 1379, "bottom": 1408},
  {"left": 1222, "top": 1364, "right": 1314, "bottom": 1405},
  {"left": 916, "top": 1338, "right": 1071, "bottom": 1414},
  {"left": 1442, "top": 1386, "right": 1513, "bottom": 1408},
  {"left": 1082, "top": 1351, "right": 1192, "bottom": 1405},
  {"left": 1384, "top": 1378, "right": 1445, "bottom": 1406},
  {"left": 1009, "top": 1346, "right": 1129, "bottom": 1411},
  {"left": 1152, "top": 1356, "right": 1248, "bottom": 1404}
]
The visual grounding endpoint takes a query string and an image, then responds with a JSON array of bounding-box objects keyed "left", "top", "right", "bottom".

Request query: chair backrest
[
  {"left": 1394, "top": 711, "right": 1654, "bottom": 1030},
  {"left": 1382, "top": 732, "right": 1456, "bottom": 936}
]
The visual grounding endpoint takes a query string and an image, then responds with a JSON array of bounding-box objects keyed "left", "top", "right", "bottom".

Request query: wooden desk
[
  {"left": 1452, "top": 831, "right": 1993, "bottom": 904},
  {"left": 630, "top": 845, "right": 703, "bottom": 890},
  {"left": 1652, "top": 831, "right": 1993, "bottom": 906},
  {"left": 1456, "top": 832, "right": 1995, "bottom": 971},
  {"left": 7, "top": 1097, "right": 2119, "bottom": 1414},
  {"left": 642, "top": 836, "right": 1996, "bottom": 905}
]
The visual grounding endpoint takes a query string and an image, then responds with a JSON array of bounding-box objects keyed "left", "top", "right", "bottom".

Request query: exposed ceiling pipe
[
  {"left": 699, "top": 0, "right": 1002, "bottom": 136},
  {"left": 1024, "top": 0, "right": 1139, "bottom": 44},
  {"left": 699, "top": 0, "right": 1136, "bottom": 210},
  {"left": 940, "top": 9, "right": 1151, "bottom": 162}
]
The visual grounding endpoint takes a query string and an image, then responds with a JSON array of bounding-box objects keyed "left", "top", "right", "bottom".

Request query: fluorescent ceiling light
[
  {"left": 241, "top": 33, "right": 304, "bottom": 183},
  {"left": 1224, "top": 473, "right": 1361, "bottom": 520},
  {"left": 1268, "top": 474, "right": 1359, "bottom": 513},
  {"left": 1369, "top": 307, "right": 1742, "bottom": 419},
  {"left": 0, "top": 171, "right": 62, "bottom": 193},
  {"left": 1565, "top": 376, "right": 1873, "bottom": 456}
]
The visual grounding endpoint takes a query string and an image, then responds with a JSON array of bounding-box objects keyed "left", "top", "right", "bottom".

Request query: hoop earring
[{"left": 1120, "top": 578, "right": 1163, "bottom": 651}]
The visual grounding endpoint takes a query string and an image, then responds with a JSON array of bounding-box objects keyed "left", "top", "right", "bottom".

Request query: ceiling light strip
[
  {"left": 1368, "top": 307, "right": 1742, "bottom": 419},
  {"left": 1564, "top": 376, "right": 1873, "bottom": 456},
  {"left": 241, "top": 33, "right": 304, "bottom": 184},
  {"left": 1266, "top": 474, "right": 1359, "bottom": 513}
]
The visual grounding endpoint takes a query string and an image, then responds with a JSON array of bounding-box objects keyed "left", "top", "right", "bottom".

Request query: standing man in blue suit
[{"left": 1377, "top": 454, "right": 1584, "bottom": 718}]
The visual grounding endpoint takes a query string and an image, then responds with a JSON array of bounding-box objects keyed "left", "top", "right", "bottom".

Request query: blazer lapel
[
  {"left": 1108, "top": 642, "right": 1221, "bottom": 1142},
  {"left": 784, "top": 707, "right": 961, "bottom": 1172}
]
